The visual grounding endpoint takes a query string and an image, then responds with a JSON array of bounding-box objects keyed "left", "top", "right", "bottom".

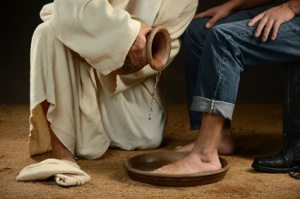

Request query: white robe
[{"left": 29, "top": 0, "right": 198, "bottom": 159}]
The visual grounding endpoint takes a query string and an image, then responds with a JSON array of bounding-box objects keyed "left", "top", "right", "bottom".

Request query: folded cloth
[{"left": 16, "top": 158, "right": 91, "bottom": 187}]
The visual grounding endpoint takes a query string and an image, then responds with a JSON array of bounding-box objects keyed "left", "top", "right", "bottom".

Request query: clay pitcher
[{"left": 115, "top": 26, "right": 171, "bottom": 75}]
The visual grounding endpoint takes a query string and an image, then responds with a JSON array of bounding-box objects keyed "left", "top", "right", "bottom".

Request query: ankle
[
  {"left": 52, "top": 146, "right": 74, "bottom": 161},
  {"left": 191, "top": 149, "right": 218, "bottom": 163}
]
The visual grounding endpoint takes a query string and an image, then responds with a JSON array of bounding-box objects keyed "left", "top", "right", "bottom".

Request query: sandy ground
[{"left": 0, "top": 104, "right": 299, "bottom": 199}]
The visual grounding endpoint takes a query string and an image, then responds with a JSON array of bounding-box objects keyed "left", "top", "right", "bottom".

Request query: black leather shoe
[{"left": 252, "top": 141, "right": 300, "bottom": 173}]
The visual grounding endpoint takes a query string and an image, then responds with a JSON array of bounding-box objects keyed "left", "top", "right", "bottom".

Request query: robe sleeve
[
  {"left": 42, "top": 0, "right": 141, "bottom": 75},
  {"left": 99, "top": 1, "right": 198, "bottom": 96}
]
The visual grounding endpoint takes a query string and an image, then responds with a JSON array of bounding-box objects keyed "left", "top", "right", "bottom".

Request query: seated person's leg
[
  {"left": 182, "top": 2, "right": 275, "bottom": 132},
  {"left": 155, "top": 21, "right": 250, "bottom": 174},
  {"left": 178, "top": 2, "right": 286, "bottom": 155},
  {"left": 155, "top": 14, "right": 300, "bottom": 174},
  {"left": 179, "top": 18, "right": 235, "bottom": 155},
  {"left": 179, "top": 11, "right": 258, "bottom": 155}
]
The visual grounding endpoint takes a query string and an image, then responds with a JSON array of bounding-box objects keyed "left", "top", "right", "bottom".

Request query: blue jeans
[{"left": 183, "top": 1, "right": 300, "bottom": 129}]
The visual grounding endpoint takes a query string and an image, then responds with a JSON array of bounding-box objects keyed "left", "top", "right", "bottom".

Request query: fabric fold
[
  {"left": 21, "top": 0, "right": 198, "bottom": 187},
  {"left": 16, "top": 159, "right": 91, "bottom": 187}
]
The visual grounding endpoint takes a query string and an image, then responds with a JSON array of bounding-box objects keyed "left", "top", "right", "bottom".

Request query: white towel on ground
[{"left": 16, "top": 159, "right": 91, "bottom": 187}]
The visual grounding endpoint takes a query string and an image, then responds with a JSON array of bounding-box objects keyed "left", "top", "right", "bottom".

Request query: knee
[
  {"left": 31, "top": 22, "right": 65, "bottom": 59},
  {"left": 207, "top": 21, "right": 251, "bottom": 45},
  {"left": 207, "top": 25, "right": 231, "bottom": 44},
  {"left": 201, "top": 24, "right": 241, "bottom": 54},
  {"left": 183, "top": 19, "right": 210, "bottom": 48},
  {"left": 32, "top": 22, "right": 55, "bottom": 44},
  {"left": 33, "top": 22, "right": 49, "bottom": 36},
  {"left": 182, "top": 19, "right": 210, "bottom": 59}
]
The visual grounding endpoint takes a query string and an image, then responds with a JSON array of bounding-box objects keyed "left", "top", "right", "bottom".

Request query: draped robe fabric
[{"left": 29, "top": 0, "right": 198, "bottom": 160}]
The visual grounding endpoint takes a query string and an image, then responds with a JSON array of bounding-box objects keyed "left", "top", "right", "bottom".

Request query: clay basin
[{"left": 124, "top": 151, "right": 230, "bottom": 187}]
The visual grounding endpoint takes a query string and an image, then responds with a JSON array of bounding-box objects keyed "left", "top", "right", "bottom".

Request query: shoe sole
[{"left": 252, "top": 164, "right": 300, "bottom": 173}]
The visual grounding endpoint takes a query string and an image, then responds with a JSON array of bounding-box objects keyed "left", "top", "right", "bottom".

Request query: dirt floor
[{"left": 0, "top": 104, "right": 299, "bottom": 199}]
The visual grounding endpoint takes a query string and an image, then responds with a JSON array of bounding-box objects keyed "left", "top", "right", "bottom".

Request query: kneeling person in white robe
[{"left": 16, "top": 0, "right": 198, "bottom": 186}]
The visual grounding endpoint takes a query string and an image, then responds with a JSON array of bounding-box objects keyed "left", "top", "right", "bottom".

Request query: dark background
[
  {"left": 0, "top": 1, "right": 283, "bottom": 104},
  {"left": 1, "top": 1, "right": 52, "bottom": 104}
]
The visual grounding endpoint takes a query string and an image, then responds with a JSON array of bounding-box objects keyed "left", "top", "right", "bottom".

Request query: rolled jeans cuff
[{"left": 191, "top": 96, "right": 235, "bottom": 120}]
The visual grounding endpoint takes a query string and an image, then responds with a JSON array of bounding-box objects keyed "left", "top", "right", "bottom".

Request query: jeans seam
[
  {"left": 211, "top": 34, "right": 228, "bottom": 112},
  {"left": 236, "top": 26, "right": 300, "bottom": 39},
  {"left": 224, "top": 32, "right": 245, "bottom": 69},
  {"left": 211, "top": 56, "right": 226, "bottom": 112}
]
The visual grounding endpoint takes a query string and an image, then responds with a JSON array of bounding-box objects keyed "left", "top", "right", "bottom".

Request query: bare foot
[
  {"left": 175, "top": 142, "right": 194, "bottom": 153},
  {"left": 176, "top": 128, "right": 235, "bottom": 155},
  {"left": 154, "top": 152, "right": 221, "bottom": 175}
]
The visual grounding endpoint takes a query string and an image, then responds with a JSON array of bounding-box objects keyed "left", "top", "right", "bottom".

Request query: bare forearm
[
  {"left": 230, "top": 0, "right": 300, "bottom": 14},
  {"left": 287, "top": 0, "right": 300, "bottom": 14},
  {"left": 227, "top": 0, "right": 274, "bottom": 11}
]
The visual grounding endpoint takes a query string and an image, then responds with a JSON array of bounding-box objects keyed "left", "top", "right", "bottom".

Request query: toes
[
  {"left": 175, "top": 146, "right": 182, "bottom": 150},
  {"left": 153, "top": 165, "right": 173, "bottom": 174}
]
